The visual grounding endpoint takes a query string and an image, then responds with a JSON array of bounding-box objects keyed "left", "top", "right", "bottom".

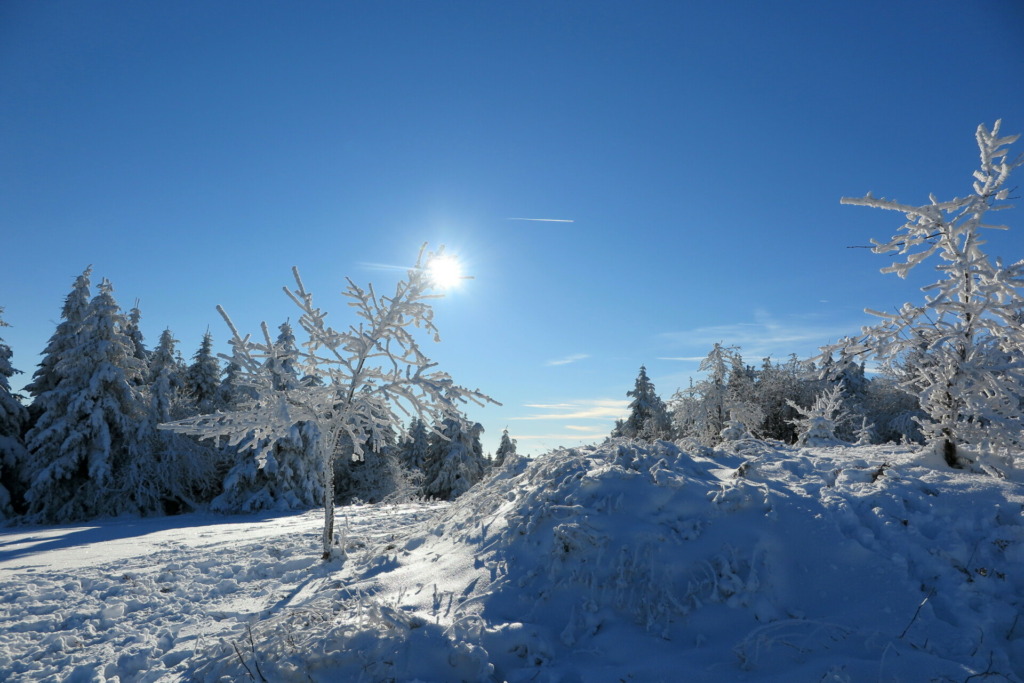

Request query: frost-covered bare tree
[
  {"left": 830, "top": 121, "right": 1024, "bottom": 469},
  {"left": 670, "top": 345, "right": 746, "bottom": 444},
  {"left": 161, "top": 246, "right": 497, "bottom": 558}
]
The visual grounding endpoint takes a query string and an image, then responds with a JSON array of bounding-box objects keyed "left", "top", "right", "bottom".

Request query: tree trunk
[
  {"left": 941, "top": 431, "right": 961, "bottom": 469},
  {"left": 321, "top": 440, "right": 335, "bottom": 560},
  {"left": 939, "top": 388, "right": 963, "bottom": 470}
]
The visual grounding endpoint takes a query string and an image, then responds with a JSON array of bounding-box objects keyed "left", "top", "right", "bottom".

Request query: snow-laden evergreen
[
  {"left": 211, "top": 421, "right": 323, "bottom": 513},
  {"left": 212, "top": 322, "right": 323, "bottom": 513},
  {"left": 400, "top": 418, "right": 431, "bottom": 472},
  {"left": 753, "top": 355, "right": 818, "bottom": 443},
  {"left": 0, "top": 308, "right": 27, "bottom": 518},
  {"left": 124, "top": 301, "right": 150, "bottom": 381},
  {"left": 336, "top": 431, "right": 417, "bottom": 504},
  {"left": 494, "top": 427, "right": 517, "bottom": 467},
  {"left": 23, "top": 267, "right": 92, "bottom": 405},
  {"left": 23, "top": 279, "right": 147, "bottom": 522},
  {"left": 831, "top": 121, "right": 1024, "bottom": 469},
  {"left": 217, "top": 360, "right": 250, "bottom": 409},
  {"left": 613, "top": 365, "right": 671, "bottom": 440},
  {"left": 672, "top": 349, "right": 815, "bottom": 445},
  {"left": 423, "top": 417, "right": 486, "bottom": 500},
  {"left": 126, "top": 326, "right": 226, "bottom": 515},
  {"left": 185, "top": 331, "right": 221, "bottom": 414},
  {"left": 147, "top": 329, "right": 187, "bottom": 422},
  {"left": 161, "top": 246, "right": 497, "bottom": 557}
]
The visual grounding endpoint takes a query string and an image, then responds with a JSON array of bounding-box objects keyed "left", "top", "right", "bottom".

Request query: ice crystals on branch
[
  {"left": 161, "top": 245, "right": 497, "bottom": 558},
  {"left": 825, "top": 121, "right": 1024, "bottom": 471}
]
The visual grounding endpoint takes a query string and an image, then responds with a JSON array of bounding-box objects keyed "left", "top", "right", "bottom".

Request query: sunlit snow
[{"left": 2, "top": 439, "right": 1023, "bottom": 681}]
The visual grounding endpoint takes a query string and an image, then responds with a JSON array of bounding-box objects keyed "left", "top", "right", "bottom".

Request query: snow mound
[{"left": 192, "top": 440, "right": 1024, "bottom": 682}]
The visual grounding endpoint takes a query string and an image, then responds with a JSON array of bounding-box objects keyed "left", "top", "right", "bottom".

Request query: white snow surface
[
  {"left": 0, "top": 504, "right": 438, "bottom": 682},
  {"left": 3, "top": 439, "right": 1024, "bottom": 682}
]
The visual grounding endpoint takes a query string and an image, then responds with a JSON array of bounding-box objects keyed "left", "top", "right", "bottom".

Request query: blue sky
[{"left": 2, "top": 1, "right": 1023, "bottom": 455}]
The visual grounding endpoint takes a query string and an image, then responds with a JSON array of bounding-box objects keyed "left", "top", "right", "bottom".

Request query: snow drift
[{"left": 193, "top": 439, "right": 1024, "bottom": 682}]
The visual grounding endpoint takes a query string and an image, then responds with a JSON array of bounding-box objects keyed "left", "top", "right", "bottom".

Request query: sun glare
[{"left": 427, "top": 255, "right": 466, "bottom": 289}]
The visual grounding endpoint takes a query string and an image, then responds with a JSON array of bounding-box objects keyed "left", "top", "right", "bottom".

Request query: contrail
[
  {"left": 507, "top": 217, "right": 575, "bottom": 223},
  {"left": 358, "top": 262, "right": 413, "bottom": 272}
]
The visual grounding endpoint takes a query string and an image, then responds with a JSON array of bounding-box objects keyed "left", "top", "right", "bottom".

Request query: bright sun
[{"left": 426, "top": 255, "right": 465, "bottom": 289}]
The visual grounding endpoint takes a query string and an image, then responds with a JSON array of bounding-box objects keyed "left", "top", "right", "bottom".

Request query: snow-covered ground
[
  {"left": 3, "top": 439, "right": 1024, "bottom": 682},
  {"left": 0, "top": 503, "right": 441, "bottom": 682}
]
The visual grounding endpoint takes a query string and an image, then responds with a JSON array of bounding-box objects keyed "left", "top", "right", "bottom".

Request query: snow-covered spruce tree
[
  {"left": 423, "top": 417, "right": 486, "bottom": 500},
  {"left": 123, "top": 327, "right": 224, "bottom": 515},
  {"left": 148, "top": 329, "right": 186, "bottom": 422},
  {"left": 212, "top": 421, "right": 323, "bottom": 512},
  {"left": 336, "top": 425, "right": 414, "bottom": 503},
  {"left": 161, "top": 246, "right": 496, "bottom": 558},
  {"left": 494, "top": 427, "right": 517, "bottom": 467},
  {"left": 218, "top": 360, "right": 250, "bottom": 409},
  {"left": 396, "top": 418, "right": 430, "bottom": 495},
  {"left": 24, "top": 267, "right": 93, "bottom": 415},
  {"left": 212, "top": 322, "right": 323, "bottom": 512},
  {"left": 401, "top": 418, "right": 431, "bottom": 471},
  {"left": 0, "top": 308, "right": 28, "bottom": 518},
  {"left": 787, "top": 384, "right": 850, "bottom": 447},
  {"left": 24, "top": 279, "right": 147, "bottom": 522},
  {"left": 614, "top": 366, "right": 671, "bottom": 440},
  {"left": 124, "top": 301, "right": 150, "bottom": 382},
  {"left": 832, "top": 121, "right": 1024, "bottom": 469},
  {"left": 186, "top": 331, "right": 221, "bottom": 414}
]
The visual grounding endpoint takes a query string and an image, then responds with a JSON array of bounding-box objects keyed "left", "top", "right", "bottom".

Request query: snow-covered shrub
[
  {"left": 853, "top": 417, "right": 875, "bottom": 446},
  {"left": 787, "top": 385, "right": 849, "bottom": 447},
  {"left": 719, "top": 420, "right": 751, "bottom": 442}
]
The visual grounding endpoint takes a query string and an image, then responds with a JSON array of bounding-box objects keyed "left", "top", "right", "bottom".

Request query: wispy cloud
[
  {"left": 507, "top": 399, "right": 628, "bottom": 454},
  {"left": 657, "top": 308, "right": 866, "bottom": 363},
  {"left": 524, "top": 403, "right": 576, "bottom": 409},
  {"left": 506, "top": 217, "right": 575, "bottom": 223},
  {"left": 512, "top": 398, "right": 629, "bottom": 422},
  {"left": 546, "top": 353, "right": 589, "bottom": 367},
  {"left": 515, "top": 431, "right": 608, "bottom": 441}
]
